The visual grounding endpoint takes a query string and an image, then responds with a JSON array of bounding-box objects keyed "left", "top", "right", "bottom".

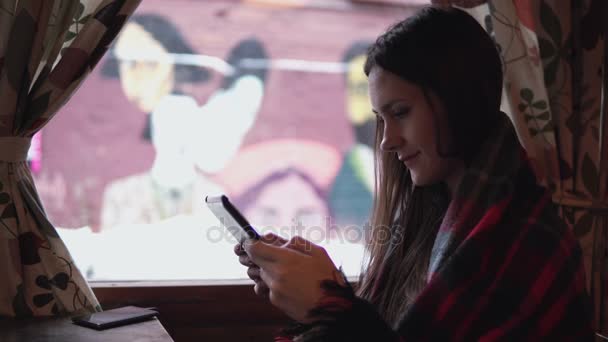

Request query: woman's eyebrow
[{"left": 372, "top": 99, "right": 406, "bottom": 114}]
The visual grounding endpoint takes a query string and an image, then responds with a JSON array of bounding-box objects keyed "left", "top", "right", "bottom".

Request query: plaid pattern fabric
[{"left": 280, "top": 114, "right": 593, "bottom": 341}]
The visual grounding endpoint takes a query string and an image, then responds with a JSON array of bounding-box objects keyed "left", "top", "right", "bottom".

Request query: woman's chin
[{"left": 410, "top": 173, "right": 434, "bottom": 187}]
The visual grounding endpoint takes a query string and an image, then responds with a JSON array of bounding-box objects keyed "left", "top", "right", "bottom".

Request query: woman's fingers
[
  {"left": 251, "top": 267, "right": 269, "bottom": 298},
  {"left": 260, "top": 233, "right": 288, "bottom": 246},
  {"left": 236, "top": 234, "right": 285, "bottom": 260},
  {"left": 247, "top": 266, "right": 261, "bottom": 281},
  {"left": 245, "top": 234, "right": 313, "bottom": 265},
  {"left": 243, "top": 238, "right": 282, "bottom": 265},
  {"left": 234, "top": 242, "right": 247, "bottom": 256},
  {"left": 239, "top": 254, "right": 256, "bottom": 267},
  {"left": 237, "top": 241, "right": 256, "bottom": 267},
  {"left": 241, "top": 235, "right": 339, "bottom": 323},
  {"left": 238, "top": 238, "right": 270, "bottom": 298},
  {"left": 254, "top": 281, "right": 269, "bottom": 298}
]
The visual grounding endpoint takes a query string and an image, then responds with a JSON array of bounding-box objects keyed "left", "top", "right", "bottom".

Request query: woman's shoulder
[{"left": 491, "top": 187, "right": 583, "bottom": 268}]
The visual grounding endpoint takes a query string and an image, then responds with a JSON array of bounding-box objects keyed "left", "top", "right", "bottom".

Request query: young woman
[{"left": 234, "top": 6, "right": 593, "bottom": 340}]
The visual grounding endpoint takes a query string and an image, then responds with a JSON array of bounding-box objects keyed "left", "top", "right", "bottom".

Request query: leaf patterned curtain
[
  {"left": 0, "top": 0, "right": 140, "bottom": 317},
  {"left": 432, "top": 0, "right": 607, "bottom": 334}
]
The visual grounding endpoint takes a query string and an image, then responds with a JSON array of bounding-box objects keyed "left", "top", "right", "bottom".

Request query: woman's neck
[{"left": 444, "top": 160, "right": 466, "bottom": 200}]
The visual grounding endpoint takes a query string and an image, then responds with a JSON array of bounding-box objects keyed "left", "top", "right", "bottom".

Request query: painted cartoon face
[
  {"left": 114, "top": 22, "right": 174, "bottom": 113},
  {"left": 368, "top": 66, "right": 461, "bottom": 187},
  {"left": 346, "top": 55, "right": 374, "bottom": 126},
  {"left": 244, "top": 174, "right": 329, "bottom": 238}
]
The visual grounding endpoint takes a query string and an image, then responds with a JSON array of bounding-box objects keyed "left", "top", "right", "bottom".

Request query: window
[{"left": 35, "top": 0, "right": 418, "bottom": 281}]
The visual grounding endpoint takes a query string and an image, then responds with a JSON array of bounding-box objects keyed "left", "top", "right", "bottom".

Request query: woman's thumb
[
  {"left": 260, "top": 232, "right": 288, "bottom": 246},
  {"left": 284, "top": 235, "right": 313, "bottom": 255}
]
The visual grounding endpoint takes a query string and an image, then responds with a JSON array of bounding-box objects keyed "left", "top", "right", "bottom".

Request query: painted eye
[{"left": 119, "top": 60, "right": 135, "bottom": 69}]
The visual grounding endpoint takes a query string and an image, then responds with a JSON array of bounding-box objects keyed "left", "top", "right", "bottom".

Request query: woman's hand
[
  {"left": 234, "top": 234, "right": 288, "bottom": 298},
  {"left": 243, "top": 233, "right": 344, "bottom": 323}
]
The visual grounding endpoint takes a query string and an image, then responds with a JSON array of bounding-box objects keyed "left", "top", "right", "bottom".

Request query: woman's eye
[{"left": 393, "top": 109, "right": 410, "bottom": 118}]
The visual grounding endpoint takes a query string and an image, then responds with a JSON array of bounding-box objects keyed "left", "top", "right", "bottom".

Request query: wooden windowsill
[
  {"left": 90, "top": 276, "right": 359, "bottom": 288},
  {"left": 90, "top": 278, "right": 255, "bottom": 288},
  {"left": 92, "top": 280, "right": 290, "bottom": 341},
  {"left": 91, "top": 277, "right": 359, "bottom": 341}
]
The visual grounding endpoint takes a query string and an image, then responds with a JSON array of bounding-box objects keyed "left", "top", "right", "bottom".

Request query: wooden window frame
[
  {"left": 91, "top": 280, "right": 290, "bottom": 341},
  {"left": 91, "top": 277, "right": 359, "bottom": 341}
]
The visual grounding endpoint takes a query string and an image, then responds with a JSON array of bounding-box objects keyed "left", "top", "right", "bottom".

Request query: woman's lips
[{"left": 400, "top": 151, "right": 420, "bottom": 163}]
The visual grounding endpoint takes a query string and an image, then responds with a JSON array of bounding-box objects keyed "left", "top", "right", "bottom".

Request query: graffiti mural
[
  {"left": 33, "top": 0, "right": 415, "bottom": 280},
  {"left": 328, "top": 41, "right": 375, "bottom": 229}
]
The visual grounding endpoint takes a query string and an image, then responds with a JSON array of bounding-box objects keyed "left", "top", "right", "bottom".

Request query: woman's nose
[{"left": 380, "top": 125, "right": 404, "bottom": 152}]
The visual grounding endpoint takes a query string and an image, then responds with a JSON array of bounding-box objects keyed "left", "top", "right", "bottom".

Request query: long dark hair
[
  {"left": 357, "top": 6, "right": 503, "bottom": 326},
  {"left": 220, "top": 37, "right": 269, "bottom": 89}
]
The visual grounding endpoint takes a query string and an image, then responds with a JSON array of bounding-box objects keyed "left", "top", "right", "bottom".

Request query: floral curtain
[
  {"left": 433, "top": 0, "right": 607, "bottom": 333},
  {"left": 0, "top": 0, "right": 140, "bottom": 317}
]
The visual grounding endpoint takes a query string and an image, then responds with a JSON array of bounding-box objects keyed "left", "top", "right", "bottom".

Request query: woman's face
[{"left": 368, "top": 66, "right": 461, "bottom": 187}]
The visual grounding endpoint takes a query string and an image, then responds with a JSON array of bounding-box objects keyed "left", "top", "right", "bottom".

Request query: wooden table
[{"left": 0, "top": 316, "right": 173, "bottom": 342}]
